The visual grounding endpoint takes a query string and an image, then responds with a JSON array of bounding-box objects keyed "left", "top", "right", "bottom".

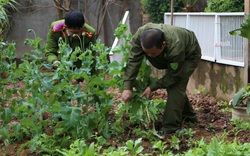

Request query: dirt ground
[
  {"left": 111, "top": 88, "right": 250, "bottom": 153},
  {"left": 1, "top": 82, "right": 250, "bottom": 155}
]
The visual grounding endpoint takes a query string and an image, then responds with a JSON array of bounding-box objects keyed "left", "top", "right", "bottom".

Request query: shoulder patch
[
  {"left": 52, "top": 21, "right": 66, "bottom": 32},
  {"left": 83, "top": 29, "right": 93, "bottom": 38},
  {"left": 83, "top": 23, "right": 95, "bottom": 38},
  {"left": 170, "top": 63, "right": 178, "bottom": 70}
]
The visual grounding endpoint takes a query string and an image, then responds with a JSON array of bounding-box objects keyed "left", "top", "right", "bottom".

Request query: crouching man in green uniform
[
  {"left": 121, "top": 23, "right": 202, "bottom": 134},
  {"left": 45, "top": 10, "right": 96, "bottom": 83}
]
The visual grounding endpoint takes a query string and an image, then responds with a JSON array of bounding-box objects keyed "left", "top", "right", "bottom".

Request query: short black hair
[
  {"left": 140, "top": 28, "right": 165, "bottom": 49},
  {"left": 64, "top": 10, "right": 85, "bottom": 29}
]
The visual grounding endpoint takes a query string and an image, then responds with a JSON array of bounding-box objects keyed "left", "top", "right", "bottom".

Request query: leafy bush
[
  {"left": 141, "top": 0, "right": 183, "bottom": 23},
  {"left": 230, "top": 14, "right": 250, "bottom": 42},
  {"left": 0, "top": 0, "right": 18, "bottom": 41},
  {"left": 205, "top": 0, "right": 244, "bottom": 12}
]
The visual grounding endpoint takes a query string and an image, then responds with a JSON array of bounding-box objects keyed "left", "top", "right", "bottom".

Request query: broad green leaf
[
  {"left": 232, "top": 87, "right": 246, "bottom": 106},
  {"left": 42, "top": 63, "right": 53, "bottom": 69},
  {"left": 126, "top": 140, "right": 134, "bottom": 151},
  {"left": 0, "top": 126, "right": 10, "bottom": 141},
  {"left": 136, "top": 146, "right": 144, "bottom": 154},
  {"left": 84, "top": 142, "right": 95, "bottom": 156},
  {"left": 135, "top": 138, "right": 142, "bottom": 146},
  {"left": 100, "top": 121, "right": 111, "bottom": 139},
  {"left": 13, "top": 123, "right": 22, "bottom": 141},
  {"left": 208, "top": 138, "right": 220, "bottom": 156},
  {"left": 229, "top": 14, "right": 250, "bottom": 41},
  {"left": 41, "top": 77, "right": 53, "bottom": 91},
  {"left": 21, "top": 118, "right": 41, "bottom": 135},
  {"left": 0, "top": 107, "right": 12, "bottom": 124},
  {"left": 60, "top": 106, "right": 82, "bottom": 129}
]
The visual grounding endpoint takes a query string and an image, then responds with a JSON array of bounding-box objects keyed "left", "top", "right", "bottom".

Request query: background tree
[
  {"left": 181, "top": 0, "right": 198, "bottom": 12},
  {"left": 205, "top": 0, "right": 244, "bottom": 12},
  {"left": 53, "top": 0, "right": 72, "bottom": 19},
  {"left": 141, "top": 0, "right": 183, "bottom": 23}
]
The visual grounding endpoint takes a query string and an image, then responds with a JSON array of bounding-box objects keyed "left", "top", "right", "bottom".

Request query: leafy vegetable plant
[
  {"left": 231, "top": 85, "right": 250, "bottom": 114},
  {"left": 229, "top": 14, "right": 250, "bottom": 41}
]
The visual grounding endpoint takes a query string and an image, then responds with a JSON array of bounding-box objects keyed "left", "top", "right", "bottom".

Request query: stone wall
[{"left": 188, "top": 61, "right": 245, "bottom": 101}]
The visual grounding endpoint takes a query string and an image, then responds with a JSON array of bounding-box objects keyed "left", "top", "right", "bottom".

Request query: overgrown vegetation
[
  {"left": 0, "top": 23, "right": 250, "bottom": 155},
  {"left": 205, "top": 0, "right": 244, "bottom": 12},
  {"left": 0, "top": 0, "right": 18, "bottom": 41},
  {"left": 141, "top": 0, "right": 184, "bottom": 23}
]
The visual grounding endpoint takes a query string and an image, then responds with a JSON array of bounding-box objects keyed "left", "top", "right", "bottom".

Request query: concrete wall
[
  {"left": 7, "top": 0, "right": 57, "bottom": 58},
  {"left": 150, "top": 59, "right": 245, "bottom": 101},
  {"left": 188, "top": 61, "right": 245, "bottom": 101}
]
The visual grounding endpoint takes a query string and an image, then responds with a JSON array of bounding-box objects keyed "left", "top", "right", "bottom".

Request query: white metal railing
[
  {"left": 164, "top": 12, "right": 245, "bottom": 67},
  {"left": 109, "top": 11, "right": 130, "bottom": 62}
]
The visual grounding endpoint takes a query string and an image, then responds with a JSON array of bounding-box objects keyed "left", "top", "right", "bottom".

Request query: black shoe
[
  {"left": 183, "top": 116, "right": 197, "bottom": 123},
  {"left": 158, "top": 130, "right": 168, "bottom": 135},
  {"left": 158, "top": 129, "right": 176, "bottom": 135}
]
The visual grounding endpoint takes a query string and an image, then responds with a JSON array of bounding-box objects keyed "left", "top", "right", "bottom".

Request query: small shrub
[
  {"left": 141, "top": 0, "right": 183, "bottom": 23},
  {"left": 205, "top": 0, "right": 244, "bottom": 12}
]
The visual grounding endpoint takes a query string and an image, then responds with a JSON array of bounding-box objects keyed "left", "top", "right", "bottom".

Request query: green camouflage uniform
[
  {"left": 124, "top": 23, "right": 202, "bottom": 133},
  {"left": 45, "top": 19, "right": 96, "bottom": 69}
]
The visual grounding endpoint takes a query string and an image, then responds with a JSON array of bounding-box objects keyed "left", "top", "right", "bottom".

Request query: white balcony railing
[
  {"left": 164, "top": 12, "right": 245, "bottom": 67},
  {"left": 110, "top": 11, "right": 130, "bottom": 63}
]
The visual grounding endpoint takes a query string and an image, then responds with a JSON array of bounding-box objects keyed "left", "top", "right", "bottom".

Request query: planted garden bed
[{"left": 0, "top": 24, "right": 249, "bottom": 155}]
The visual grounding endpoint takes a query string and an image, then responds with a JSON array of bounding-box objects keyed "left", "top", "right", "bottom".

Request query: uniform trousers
[{"left": 162, "top": 57, "right": 200, "bottom": 133}]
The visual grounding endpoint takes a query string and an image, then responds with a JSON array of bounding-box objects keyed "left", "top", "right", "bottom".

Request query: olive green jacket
[
  {"left": 45, "top": 19, "right": 96, "bottom": 64},
  {"left": 123, "top": 23, "right": 202, "bottom": 91}
]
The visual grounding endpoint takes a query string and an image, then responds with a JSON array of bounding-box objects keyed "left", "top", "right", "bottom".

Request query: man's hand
[
  {"left": 121, "top": 90, "right": 132, "bottom": 103},
  {"left": 53, "top": 60, "right": 61, "bottom": 69},
  {"left": 141, "top": 87, "right": 152, "bottom": 99},
  {"left": 71, "top": 79, "right": 78, "bottom": 85}
]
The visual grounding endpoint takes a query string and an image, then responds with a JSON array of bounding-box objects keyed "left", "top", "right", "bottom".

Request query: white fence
[
  {"left": 164, "top": 12, "right": 245, "bottom": 67},
  {"left": 109, "top": 11, "right": 130, "bottom": 62}
]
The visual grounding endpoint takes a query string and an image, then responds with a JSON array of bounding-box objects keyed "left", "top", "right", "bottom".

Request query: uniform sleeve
[
  {"left": 45, "top": 30, "right": 60, "bottom": 63},
  {"left": 44, "top": 20, "right": 66, "bottom": 63},
  {"left": 123, "top": 32, "right": 144, "bottom": 90},
  {"left": 83, "top": 23, "right": 96, "bottom": 47}
]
